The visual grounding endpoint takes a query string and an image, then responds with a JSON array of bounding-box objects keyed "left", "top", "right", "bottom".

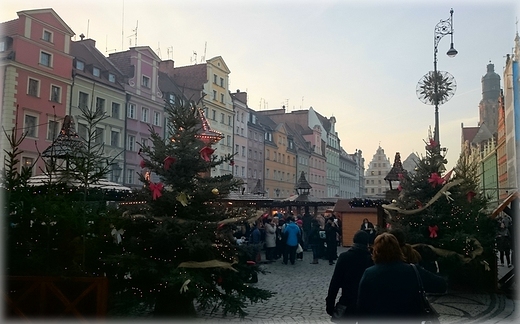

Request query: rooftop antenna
[
  {"left": 133, "top": 20, "right": 138, "bottom": 46},
  {"left": 106, "top": 35, "right": 117, "bottom": 54},
  {"left": 167, "top": 46, "right": 173, "bottom": 60},
  {"left": 301, "top": 96, "right": 304, "bottom": 109},
  {"left": 86, "top": 19, "right": 90, "bottom": 38},
  {"left": 156, "top": 42, "right": 161, "bottom": 59},
  {"left": 201, "top": 41, "right": 207, "bottom": 62},
  {"left": 121, "top": 0, "right": 124, "bottom": 50},
  {"left": 191, "top": 51, "right": 197, "bottom": 65}
]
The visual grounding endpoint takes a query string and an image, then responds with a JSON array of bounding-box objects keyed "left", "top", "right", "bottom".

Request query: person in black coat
[
  {"left": 326, "top": 230, "right": 373, "bottom": 322},
  {"left": 325, "top": 217, "right": 341, "bottom": 265},
  {"left": 360, "top": 218, "right": 375, "bottom": 245},
  {"left": 357, "top": 233, "right": 447, "bottom": 321},
  {"left": 308, "top": 219, "right": 322, "bottom": 264}
]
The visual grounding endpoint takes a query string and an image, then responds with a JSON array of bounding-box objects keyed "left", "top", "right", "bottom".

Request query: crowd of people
[{"left": 229, "top": 210, "right": 514, "bottom": 322}]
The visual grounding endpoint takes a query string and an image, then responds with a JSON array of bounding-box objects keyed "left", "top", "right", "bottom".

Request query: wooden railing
[{"left": 4, "top": 276, "right": 108, "bottom": 320}]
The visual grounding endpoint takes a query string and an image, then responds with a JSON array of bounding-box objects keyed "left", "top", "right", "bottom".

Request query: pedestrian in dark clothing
[
  {"left": 326, "top": 230, "right": 373, "bottom": 322},
  {"left": 360, "top": 218, "right": 375, "bottom": 245},
  {"left": 497, "top": 221, "right": 512, "bottom": 267},
  {"left": 302, "top": 212, "right": 313, "bottom": 251},
  {"left": 357, "top": 233, "right": 447, "bottom": 320},
  {"left": 308, "top": 219, "right": 321, "bottom": 264},
  {"left": 325, "top": 217, "right": 340, "bottom": 265}
]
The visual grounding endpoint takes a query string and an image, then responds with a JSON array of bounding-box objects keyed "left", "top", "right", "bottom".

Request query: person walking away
[
  {"left": 264, "top": 218, "right": 277, "bottom": 262},
  {"left": 325, "top": 217, "right": 340, "bottom": 265},
  {"left": 282, "top": 216, "right": 301, "bottom": 265},
  {"left": 326, "top": 231, "right": 373, "bottom": 322},
  {"left": 308, "top": 219, "right": 321, "bottom": 264},
  {"left": 389, "top": 228, "right": 422, "bottom": 264},
  {"left": 249, "top": 222, "right": 262, "bottom": 263},
  {"left": 357, "top": 233, "right": 447, "bottom": 321},
  {"left": 497, "top": 221, "right": 512, "bottom": 267},
  {"left": 302, "top": 212, "right": 313, "bottom": 251},
  {"left": 274, "top": 218, "right": 284, "bottom": 260}
]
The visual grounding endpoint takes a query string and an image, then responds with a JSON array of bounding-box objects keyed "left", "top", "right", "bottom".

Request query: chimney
[{"left": 159, "top": 60, "right": 175, "bottom": 78}]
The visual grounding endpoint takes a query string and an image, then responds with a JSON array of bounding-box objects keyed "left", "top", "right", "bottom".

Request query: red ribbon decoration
[
  {"left": 428, "top": 173, "right": 444, "bottom": 187},
  {"left": 163, "top": 156, "right": 176, "bottom": 171},
  {"left": 139, "top": 159, "right": 146, "bottom": 168},
  {"left": 200, "top": 146, "right": 215, "bottom": 162},
  {"left": 429, "top": 138, "right": 438, "bottom": 148},
  {"left": 467, "top": 191, "right": 476, "bottom": 202},
  {"left": 149, "top": 182, "right": 164, "bottom": 200},
  {"left": 230, "top": 159, "right": 235, "bottom": 166},
  {"left": 429, "top": 225, "right": 438, "bottom": 238}
]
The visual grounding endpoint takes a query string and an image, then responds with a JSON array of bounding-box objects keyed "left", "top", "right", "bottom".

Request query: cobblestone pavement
[{"left": 197, "top": 247, "right": 517, "bottom": 324}]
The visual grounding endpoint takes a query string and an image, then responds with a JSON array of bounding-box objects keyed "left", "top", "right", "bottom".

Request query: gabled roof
[
  {"left": 42, "top": 115, "right": 85, "bottom": 159},
  {"left": 17, "top": 8, "right": 75, "bottom": 36},
  {"left": 0, "top": 19, "right": 18, "bottom": 37},
  {"left": 384, "top": 152, "right": 407, "bottom": 182},
  {"left": 207, "top": 56, "right": 230, "bottom": 73},
  {"left": 461, "top": 126, "right": 480, "bottom": 143}
]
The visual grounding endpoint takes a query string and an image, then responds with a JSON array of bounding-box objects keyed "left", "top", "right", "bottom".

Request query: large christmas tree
[
  {"left": 102, "top": 97, "right": 273, "bottom": 318},
  {"left": 384, "top": 138, "right": 496, "bottom": 291}
]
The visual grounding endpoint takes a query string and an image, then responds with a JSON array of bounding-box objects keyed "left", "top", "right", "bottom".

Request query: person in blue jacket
[
  {"left": 282, "top": 216, "right": 301, "bottom": 265},
  {"left": 357, "top": 232, "right": 447, "bottom": 321}
]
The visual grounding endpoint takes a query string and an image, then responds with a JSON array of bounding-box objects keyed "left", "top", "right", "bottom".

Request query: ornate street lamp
[{"left": 416, "top": 8, "right": 458, "bottom": 148}]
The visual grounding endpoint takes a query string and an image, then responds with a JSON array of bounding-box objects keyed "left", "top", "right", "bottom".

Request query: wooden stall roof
[{"left": 491, "top": 191, "right": 519, "bottom": 219}]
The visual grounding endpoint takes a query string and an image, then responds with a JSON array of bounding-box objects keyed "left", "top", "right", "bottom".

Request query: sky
[{"left": 2, "top": 0, "right": 519, "bottom": 171}]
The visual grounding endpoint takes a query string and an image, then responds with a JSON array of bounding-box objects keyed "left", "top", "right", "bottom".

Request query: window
[
  {"left": 235, "top": 144, "right": 239, "bottom": 153},
  {"left": 111, "top": 102, "right": 120, "bottom": 119},
  {"left": 47, "top": 120, "right": 59, "bottom": 140},
  {"left": 127, "top": 169, "right": 135, "bottom": 184},
  {"left": 249, "top": 149, "right": 252, "bottom": 158},
  {"left": 142, "top": 138, "right": 148, "bottom": 148},
  {"left": 78, "top": 123, "right": 87, "bottom": 140},
  {"left": 220, "top": 113, "right": 224, "bottom": 123},
  {"left": 220, "top": 77, "right": 224, "bottom": 87},
  {"left": 142, "top": 75, "right": 150, "bottom": 88},
  {"left": 142, "top": 107, "right": 149, "bottom": 122},
  {"left": 108, "top": 73, "right": 116, "bottom": 83},
  {"left": 76, "top": 60, "right": 84, "bottom": 70},
  {"left": 78, "top": 92, "right": 89, "bottom": 109},
  {"left": 242, "top": 167, "right": 246, "bottom": 177},
  {"left": 28, "top": 78, "right": 39, "bottom": 97},
  {"left": 111, "top": 130, "right": 120, "bottom": 147},
  {"left": 211, "top": 109, "right": 216, "bottom": 120},
  {"left": 220, "top": 93, "right": 224, "bottom": 103},
  {"left": 153, "top": 111, "right": 161, "bottom": 126},
  {"left": 50, "top": 85, "right": 60, "bottom": 102},
  {"left": 40, "top": 51, "right": 51, "bottom": 67},
  {"left": 235, "top": 165, "right": 238, "bottom": 175},
  {"left": 213, "top": 90, "right": 217, "bottom": 100},
  {"left": 213, "top": 74, "right": 217, "bottom": 84},
  {"left": 266, "top": 149, "right": 270, "bottom": 160},
  {"left": 127, "top": 103, "right": 136, "bottom": 119},
  {"left": 0, "top": 41, "right": 5, "bottom": 52},
  {"left": 93, "top": 67, "right": 100, "bottom": 77},
  {"left": 241, "top": 146, "right": 245, "bottom": 157},
  {"left": 169, "top": 94, "right": 175, "bottom": 104},
  {"left": 24, "top": 115, "right": 37, "bottom": 137},
  {"left": 127, "top": 135, "right": 135, "bottom": 151},
  {"left": 95, "top": 127, "right": 104, "bottom": 144},
  {"left": 226, "top": 135, "right": 231, "bottom": 146},
  {"left": 228, "top": 115, "right": 232, "bottom": 125},
  {"left": 42, "top": 30, "right": 52, "bottom": 42},
  {"left": 96, "top": 97, "right": 105, "bottom": 113}
]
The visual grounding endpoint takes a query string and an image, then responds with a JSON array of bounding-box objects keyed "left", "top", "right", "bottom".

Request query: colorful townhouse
[
  {"left": 69, "top": 37, "right": 126, "bottom": 183},
  {"left": 171, "top": 57, "right": 234, "bottom": 178},
  {"left": 0, "top": 8, "right": 74, "bottom": 174},
  {"left": 246, "top": 107, "right": 266, "bottom": 194},
  {"left": 230, "top": 90, "right": 250, "bottom": 192},
  {"left": 108, "top": 46, "right": 165, "bottom": 188}
]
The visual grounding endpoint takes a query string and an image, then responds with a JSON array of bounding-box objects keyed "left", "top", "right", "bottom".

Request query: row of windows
[
  {"left": 27, "top": 77, "right": 62, "bottom": 103},
  {"left": 265, "top": 169, "right": 296, "bottom": 182},
  {"left": 75, "top": 60, "right": 118, "bottom": 84},
  {"left": 265, "top": 149, "right": 296, "bottom": 165},
  {"left": 213, "top": 74, "right": 225, "bottom": 87}
]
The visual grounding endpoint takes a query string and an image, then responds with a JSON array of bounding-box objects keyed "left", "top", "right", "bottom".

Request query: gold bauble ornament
[{"left": 212, "top": 188, "right": 219, "bottom": 195}]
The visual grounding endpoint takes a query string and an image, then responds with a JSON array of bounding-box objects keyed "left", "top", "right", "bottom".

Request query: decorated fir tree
[
  {"left": 102, "top": 97, "right": 273, "bottom": 318},
  {"left": 384, "top": 138, "right": 496, "bottom": 291}
]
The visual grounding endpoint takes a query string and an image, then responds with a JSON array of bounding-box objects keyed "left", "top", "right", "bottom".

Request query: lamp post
[
  {"left": 432, "top": 8, "right": 457, "bottom": 145},
  {"left": 417, "top": 8, "right": 458, "bottom": 149}
]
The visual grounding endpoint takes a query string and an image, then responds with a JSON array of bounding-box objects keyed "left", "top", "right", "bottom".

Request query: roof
[
  {"left": 461, "top": 126, "right": 480, "bottom": 143},
  {"left": 173, "top": 63, "right": 207, "bottom": 101},
  {"left": 491, "top": 191, "right": 519, "bottom": 219},
  {"left": 384, "top": 152, "right": 407, "bottom": 181},
  {"left": 27, "top": 173, "right": 132, "bottom": 192},
  {"left": 41, "top": 115, "right": 85, "bottom": 158}
]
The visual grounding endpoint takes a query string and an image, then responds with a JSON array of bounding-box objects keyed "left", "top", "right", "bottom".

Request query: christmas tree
[
  {"left": 384, "top": 138, "right": 496, "bottom": 291},
  {"left": 102, "top": 97, "right": 273, "bottom": 318}
]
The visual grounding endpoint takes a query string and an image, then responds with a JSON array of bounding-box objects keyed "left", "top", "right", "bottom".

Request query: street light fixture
[{"left": 416, "top": 8, "right": 458, "bottom": 148}]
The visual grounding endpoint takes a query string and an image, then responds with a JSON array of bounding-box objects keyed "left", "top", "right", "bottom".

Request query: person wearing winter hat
[{"left": 325, "top": 230, "right": 373, "bottom": 322}]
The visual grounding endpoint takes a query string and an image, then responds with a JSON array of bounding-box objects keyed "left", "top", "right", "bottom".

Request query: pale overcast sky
[{"left": 2, "top": 0, "right": 519, "bottom": 171}]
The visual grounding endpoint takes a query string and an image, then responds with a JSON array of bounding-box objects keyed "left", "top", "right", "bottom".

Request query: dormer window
[
  {"left": 108, "top": 73, "right": 116, "bottom": 83},
  {"left": 0, "top": 41, "right": 6, "bottom": 52},
  {"left": 42, "top": 30, "right": 52, "bottom": 42},
  {"left": 76, "top": 60, "right": 84, "bottom": 71},
  {"left": 93, "top": 67, "right": 100, "bottom": 77}
]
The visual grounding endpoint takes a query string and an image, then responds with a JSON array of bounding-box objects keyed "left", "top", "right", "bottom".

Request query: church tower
[{"left": 479, "top": 62, "right": 501, "bottom": 137}]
